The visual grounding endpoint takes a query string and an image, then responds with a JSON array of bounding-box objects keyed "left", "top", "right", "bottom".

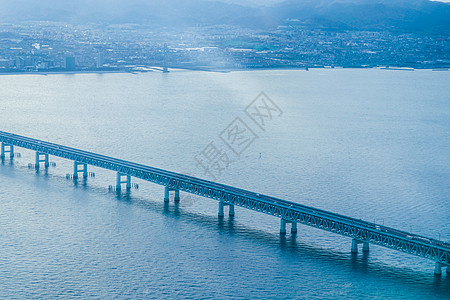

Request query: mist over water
[{"left": 0, "top": 69, "right": 449, "bottom": 299}]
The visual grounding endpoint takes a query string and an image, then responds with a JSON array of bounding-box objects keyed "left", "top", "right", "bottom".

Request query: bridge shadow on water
[{"left": 1, "top": 162, "right": 449, "bottom": 297}]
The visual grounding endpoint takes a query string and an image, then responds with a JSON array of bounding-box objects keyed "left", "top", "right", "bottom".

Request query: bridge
[{"left": 1, "top": 130, "right": 449, "bottom": 275}]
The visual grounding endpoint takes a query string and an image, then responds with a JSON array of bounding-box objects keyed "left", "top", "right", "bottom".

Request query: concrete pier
[
  {"left": 164, "top": 187, "right": 181, "bottom": 202},
  {"left": 116, "top": 173, "right": 131, "bottom": 190},
  {"left": 218, "top": 202, "right": 224, "bottom": 217},
  {"left": 435, "top": 262, "right": 442, "bottom": 275},
  {"left": 229, "top": 204, "right": 235, "bottom": 216},
  {"left": 352, "top": 239, "right": 359, "bottom": 253},
  {"left": 35, "top": 152, "right": 49, "bottom": 169},
  {"left": 1, "top": 143, "right": 14, "bottom": 159},
  {"left": 291, "top": 221, "right": 298, "bottom": 233},
  {"left": 73, "top": 161, "right": 88, "bottom": 178},
  {"left": 218, "top": 202, "right": 235, "bottom": 217},
  {"left": 280, "top": 219, "right": 287, "bottom": 234},
  {"left": 164, "top": 186, "right": 170, "bottom": 202},
  {"left": 351, "top": 239, "right": 370, "bottom": 253},
  {"left": 280, "top": 219, "right": 297, "bottom": 234},
  {"left": 363, "top": 242, "right": 370, "bottom": 252}
]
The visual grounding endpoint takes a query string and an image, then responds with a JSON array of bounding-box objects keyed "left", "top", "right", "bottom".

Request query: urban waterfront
[{"left": 0, "top": 69, "right": 449, "bottom": 299}]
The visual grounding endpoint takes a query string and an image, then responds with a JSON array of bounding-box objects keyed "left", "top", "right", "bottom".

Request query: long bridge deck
[{"left": 1, "top": 130, "right": 449, "bottom": 274}]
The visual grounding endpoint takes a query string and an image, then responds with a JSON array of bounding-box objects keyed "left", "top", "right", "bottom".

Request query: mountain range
[{"left": 0, "top": 0, "right": 449, "bottom": 34}]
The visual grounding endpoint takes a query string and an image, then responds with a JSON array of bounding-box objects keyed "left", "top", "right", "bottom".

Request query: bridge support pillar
[
  {"left": 229, "top": 204, "right": 235, "bottom": 216},
  {"left": 218, "top": 202, "right": 224, "bottom": 217},
  {"left": 280, "top": 219, "right": 287, "bottom": 234},
  {"left": 363, "top": 242, "right": 370, "bottom": 252},
  {"left": 73, "top": 161, "right": 88, "bottom": 179},
  {"left": 435, "top": 262, "right": 442, "bottom": 275},
  {"left": 164, "top": 187, "right": 180, "bottom": 202},
  {"left": 280, "top": 219, "right": 297, "bottom": 234},
  {"left": 291, "top": 221, "right": 297, "bottom": 233},
  {"left": 351, "top": 239, "right": 359, "bottom": 253},
  {"left": 218, "top": 202, "right": 234, "bottom": 217},
  {"left": 1, "top": 143, "right": 14, "bottom": 159},
  {"left": 35, "top": 152, "right": 49, "bottom": 169},
  {"left": 116, "top": 173, "right": 131, "bottom": 190},
  {"left": 164, "top": 187, "right": 170, "bottom": 202},
  {"left": 352, "top": 239, "right": 370, "bottom": 253}
]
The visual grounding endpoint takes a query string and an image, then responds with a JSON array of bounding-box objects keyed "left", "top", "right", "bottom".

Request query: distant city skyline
[{"left": 1, "top": 20, "right": 448, "bottom": 73}]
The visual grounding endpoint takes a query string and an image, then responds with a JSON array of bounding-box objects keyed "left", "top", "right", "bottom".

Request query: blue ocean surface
[{"left": 0, "top": 68, "right": 449, "bottom": 299}]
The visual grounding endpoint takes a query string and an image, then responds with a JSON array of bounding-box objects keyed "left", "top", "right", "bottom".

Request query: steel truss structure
[{"left": 1, "top": 130, "right": 448, "bottom": 271}]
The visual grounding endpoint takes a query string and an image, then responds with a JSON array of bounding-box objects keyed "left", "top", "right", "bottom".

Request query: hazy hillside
[
  {"left": 0, "top": 0, "right": 255, "bottom": 25},
  {"left": 271, "top": 0, "right": 450, "bottom": 33},
  {"left": 0, "top": 0, "right": 448, "bottom": 34}
]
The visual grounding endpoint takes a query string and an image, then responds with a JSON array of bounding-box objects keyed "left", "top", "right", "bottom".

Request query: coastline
[
  {"left": 0, "top": 66, "right": 448, "bottom": 76},
  {"left": 0, "top": 70, "right": 144, "bottom": 76}
]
